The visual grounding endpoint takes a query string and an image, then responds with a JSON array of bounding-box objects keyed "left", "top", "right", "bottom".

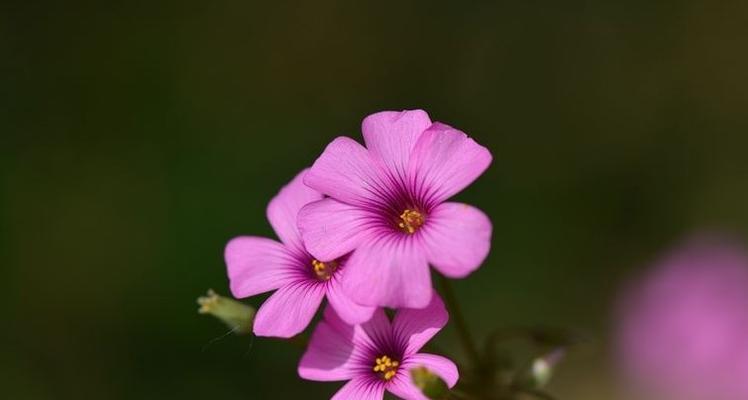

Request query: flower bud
[
  {"left": 410, "top": 366, "right": 450, "bottom": 399},
  {"left": 197, "top": 289, "right": 255, "bottom": 335},
  {"left": 529, "top": 348, "right": 566, "bottom": 389}
]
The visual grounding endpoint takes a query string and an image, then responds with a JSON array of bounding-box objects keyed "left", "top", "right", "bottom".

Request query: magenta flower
[
  {"left": 617, "top": 236, "right": 748, "bottom": 400},
  {"left": 298, "top": 110, "right": 492, "bottom": 308},
  {"left": 225, "top": 170, "right": 375, "bottom": 338},
  {"left": 298, "top": 292, "right": 458, "bottom": 400}
]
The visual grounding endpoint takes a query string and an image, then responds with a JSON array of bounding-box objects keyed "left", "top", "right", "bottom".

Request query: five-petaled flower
[
  {"left": 299, "top": 110, "right": 493, "bottom": 308},
  {"left": 299, "top": 292, "right": 458, "bottom": 400},
  {"left": 225, "top": 170, "right": 375, "bottom": 338}
]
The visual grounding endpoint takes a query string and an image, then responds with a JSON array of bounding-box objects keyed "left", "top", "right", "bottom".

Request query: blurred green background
[{"left": 3, "top": 0, "right": 748, "bottom": 399}]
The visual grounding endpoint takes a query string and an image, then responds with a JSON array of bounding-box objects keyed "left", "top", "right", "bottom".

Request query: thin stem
[{"left": 438, "top": 275, "right": 480, "bottom": 366}]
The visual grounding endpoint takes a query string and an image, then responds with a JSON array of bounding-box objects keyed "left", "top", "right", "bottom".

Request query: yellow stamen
[
  {"left": 398, "top": 209, "right": 425, "bottom": 234},
  {"left": 312, "top": 259, "right": 338, "bottom": 281},
  {"left": 373, "top": 355, "right": 400, "bottom": 381}
]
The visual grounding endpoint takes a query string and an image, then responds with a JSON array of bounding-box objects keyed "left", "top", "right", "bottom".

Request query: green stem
[{"left": 438, "top": 275, "right": 480, "bottom": 366}]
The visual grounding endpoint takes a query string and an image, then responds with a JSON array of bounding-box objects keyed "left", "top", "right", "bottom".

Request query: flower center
[
  {"left": 398, "top": 209, "right": 425, "bottom": 234},
  {"left": 373, "top": 355, "right": 400, "bottom": 381},
  {"left": 312, "top": 259, "right": 338, "bottom": 281}
]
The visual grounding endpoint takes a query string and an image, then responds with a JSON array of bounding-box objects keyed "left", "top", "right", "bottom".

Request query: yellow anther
[
  {"left": 312, "top": 259, "right": 338, "bottom": 281},
  {"left": 373, "top": 355, "right": 400, "bottom": 381},
  {"left": 398, "top": 209, "right": 425, "bottom": 234}
]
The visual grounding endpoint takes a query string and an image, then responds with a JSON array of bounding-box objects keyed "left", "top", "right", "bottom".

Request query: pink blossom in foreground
[
  {"left": 299, "top": 292, "right": 458, "bottom": 400},
  {"left": 299, "top": 110, "right": 492, "bottom": 309},
  {"left": 616, "top": 236, "right": 748, "bottom": 400},
  {"left": 225, "top": 170, "right": 375, "bottom": 338}
]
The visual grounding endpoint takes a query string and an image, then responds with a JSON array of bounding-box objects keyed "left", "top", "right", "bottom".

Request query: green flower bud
[
  {"left": 197, "top": 289, "right": 255, "bottom": 335},
  {"left": 410, "top": 366, "right": 450, "bottom": 399}
]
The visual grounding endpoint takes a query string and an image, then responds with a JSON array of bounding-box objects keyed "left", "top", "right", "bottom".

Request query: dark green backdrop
[{"left": 3, "top": 1, "right": 748, "bottom": 399}]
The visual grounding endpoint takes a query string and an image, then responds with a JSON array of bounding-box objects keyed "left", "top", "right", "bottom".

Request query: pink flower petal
[
  {"left": 404, "top": 353, "right": 459, "bottom": 387},
  {"left": 362, "top": 110, "right": 432, "bottom": 178},
  {"left": 343, "top": 237, "right": 432, "bottom": 309},
  {"left": 386, "top": 371, "right": 429, "bottom": 400},
  {"left": 266, "top": 168, "right": 323, "bottom": 255},
  {"left": 408, "top": 123, "right": 492, "bottom": 205},
  {"left": 253, "top": 280, "right": 325, "bottom": 338},
  {"left": 358, "top": 308, "right": 393, "bottom": 350},
  {"left": 386, "top": 375, "right": 430, "bottom": 400},
  {"left": 305, "top": 136, "right": 389, "bottom": 207},
  {"left": 331, "top": 378, "right": 385, "bottom": 400},
  {"left": 327, "top": 276, "right": 377, "bottom": 325},
  {"left": 393, "top": 293, "right": 448, "bottom": 355},
  {"left": 420, "top": 202, "right": 492, "bottom": 278},
  {"left": 224, "top": 236, "right": 302, "bottom": 298},
  {"left": 298, "top": 319, "right": 358, "bottom": 382},
  {"left": 323, "top": 306, "right": 391, "bottom": 352},
  {"left": 297, "top": 198, "right": 377, "bottom": 261}
]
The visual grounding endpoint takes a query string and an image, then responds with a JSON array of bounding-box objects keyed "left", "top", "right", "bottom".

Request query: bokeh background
[{"left": 3, "top": 1, "right": 748, "bottom": 399}]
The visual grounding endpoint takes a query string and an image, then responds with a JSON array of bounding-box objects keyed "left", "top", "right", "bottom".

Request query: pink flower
[
  {"left": 225, "top": 170, "right": 375, "bottom": 338},
  {"left": 298, "top": 110, "right": 492, "bottom": 308},
  {"left": 616, "top": 236, "right": 748, "bottom": 400},
  {"left": 298, "top": 292, "right": 458, "bottom": 400}
]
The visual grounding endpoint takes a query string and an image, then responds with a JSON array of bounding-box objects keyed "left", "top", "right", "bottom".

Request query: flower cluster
[{"left": 224, "top": 110, "right": 492, "bottom": 399}]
